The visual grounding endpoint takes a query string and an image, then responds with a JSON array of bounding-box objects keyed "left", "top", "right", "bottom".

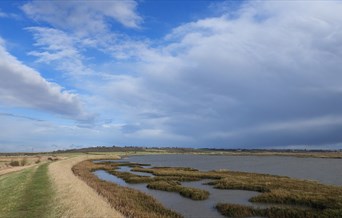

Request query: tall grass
[{"left": 72, "top": 160, "right": 181, "bottom": 218}]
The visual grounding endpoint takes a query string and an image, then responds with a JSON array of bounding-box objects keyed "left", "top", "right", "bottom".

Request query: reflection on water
[
  {"left": 94, "top": 170, "right": 128, "bottom": 187},
  {"left": 94, "top": 169, "right": 261, "bottom": 218}
]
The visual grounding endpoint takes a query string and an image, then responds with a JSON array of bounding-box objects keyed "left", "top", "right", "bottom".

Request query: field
[{"left": 0, "top": 150, "right": 341, "bottom": 218}]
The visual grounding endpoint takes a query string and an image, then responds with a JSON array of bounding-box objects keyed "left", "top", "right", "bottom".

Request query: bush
[
  {"left": 9, "top": 160, "right": 20, "bottom": 167},
  {"left": 20, "top": 157, "right": 27, "bottom": 166}
]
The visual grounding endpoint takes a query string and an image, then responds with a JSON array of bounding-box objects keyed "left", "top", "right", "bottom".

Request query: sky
[{"left": 1, "top": 0, "right": 342, "bottom": 152}]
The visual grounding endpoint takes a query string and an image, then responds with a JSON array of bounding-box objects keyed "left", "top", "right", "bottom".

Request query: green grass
[
  {"left": 0, "top": 168, "right": 34, "bottom": 216},
  {"left": 0, "top": 164, "right": 55, "bottom": 218}
]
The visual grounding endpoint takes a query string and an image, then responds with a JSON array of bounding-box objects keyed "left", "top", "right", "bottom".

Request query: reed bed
[
  {"left": 147, "top": 180, "right": 209, "bottom": 200},
  {"left": 76, "top": 159, "right": 342, "bottom": 218},
  {"left": 72, "top": 160, "right": 181, "bottom": 218}
]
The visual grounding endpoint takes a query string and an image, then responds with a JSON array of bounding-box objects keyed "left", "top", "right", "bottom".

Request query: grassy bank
[
  {"left": 0, "top": 164, "right": 55, "bottom": 218},
  {"left": 88, "top": 160, "right": 342, "bottom": 218},
  {"left": 72, "top": 160, "right": 181, "bottom": 218}
]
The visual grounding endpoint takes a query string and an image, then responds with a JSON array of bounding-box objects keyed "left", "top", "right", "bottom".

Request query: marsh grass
[
  {"left": 147, "top": 180, "right": 209, "bottom": 200},
  {"left": 210, "top": 172, "right": 342, "bottom": 217},
  {"left": 215, "top": 203, "right": 342, "bottom": 218},
  {"left": 208, "top": 172, "right": 342, "bottom": 211},
  {"left": 72, "top": 160, "right": 181, "bottom": 218},
  {"left": 109, "top": 171, "right": 154, "bottom": 183},
  {"left": 89, "top": 160, "right": 342, "bottom": 218},
  {"left": 101, "top": 163, "right": 212, "bottom": 200}
]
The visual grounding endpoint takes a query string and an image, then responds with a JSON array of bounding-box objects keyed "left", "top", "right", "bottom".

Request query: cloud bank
[
  {"left": 93, "top": 0, "right": 342, "bottom": 147},
  {"left": 2, "top": 0, "right": 342, "bottom": 150},
  {"left": 0, "top": 40, "right": 88, "bottom": 120}
]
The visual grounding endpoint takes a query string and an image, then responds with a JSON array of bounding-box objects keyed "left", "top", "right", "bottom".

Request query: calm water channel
[
  {"left": 94, "top": 168, "right": 262, "bottom": 218},
  {"left": 93, "top": 154, "right": 342, "bottom": 218}
]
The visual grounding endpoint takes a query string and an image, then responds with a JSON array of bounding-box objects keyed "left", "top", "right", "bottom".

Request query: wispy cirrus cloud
[
  {"left": 21, "top": 0, "right": 142, "bottom": 32},
  {"left": 0, "top": 8, "right": 20, "bottom": 19}
]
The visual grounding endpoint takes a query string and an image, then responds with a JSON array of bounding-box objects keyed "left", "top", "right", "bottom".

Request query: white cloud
[
  {"left": 11, "top": 0, "right": 342, "bottom": 148},
  {"left": 21, "top": 0, "right": 142, "bottom": 33},
  {"left": 27, "top": 27, "right": 80, "bottom": 63},
  {"left": 25, "top": 27, "right": 93, "bottom": 77},
  {"left": 0, "top": 39, "right": 89, "bottom": 121},
  {"left": 88, "top": 0, "right": 342, "bottom": 147}
]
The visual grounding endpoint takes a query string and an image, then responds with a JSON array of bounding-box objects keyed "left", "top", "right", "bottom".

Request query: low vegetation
[
  {"left": 216, "top": 203, "right": 342, "bottom": 218},
  {"left": 16, "top": 164, "right": 55, "bottom": 217},
  {"left": 81, "top": 159, "right": 342, "bottom": 218},
  {"left": 147, "top": 180, "right": 209, "bottom": 200},
  {"left": 103, "top": 163, "right": 214, "bottom": 200},
  {"left": 0, "top": 167, "right": 33, "bottom": 216},
  {"left": 48, "top": 146, "right": 342, "bottom": 159},
  {"left": 72, "top": 160, "right": 181, "bottom": 218},
  {"left": 208, "top": 171, "right": 342, "bottom": 211},
  {"left": 0, "top": 164, "right": 55, "bottom": 218},
  {"left": 0, "top": 155, "right": 57, "bottom": 172}
]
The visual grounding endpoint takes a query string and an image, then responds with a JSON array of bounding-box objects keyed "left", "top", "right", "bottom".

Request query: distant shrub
[
  {"left": 9, "top": 160, "right": 20, "bottom": 167},
  {"left": 20, "top": 157, "right": 27, "bottom": 166},
  {"left": 48, "top": 157, "right": 59, "bottom": 161}
]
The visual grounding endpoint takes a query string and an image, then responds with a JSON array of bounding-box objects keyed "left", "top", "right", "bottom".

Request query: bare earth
[{"left": 49, "top": 155, "right": 124, "bottom": 218}]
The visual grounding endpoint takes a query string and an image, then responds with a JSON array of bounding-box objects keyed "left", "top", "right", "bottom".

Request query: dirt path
[
  {"left": 49, "top": 155, "right": 124, "bottom": 218},
  {"left": 0, "top": 165, "right": 37, "bottom": 177}
]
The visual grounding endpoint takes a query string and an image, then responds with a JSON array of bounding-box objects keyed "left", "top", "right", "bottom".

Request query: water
[
  {"left": 117, "top": 166, "right": 155, "bottom": 177},
  {"left": 93, "top": 154, "right": 341, "bottom": 217},
  {"left": 94, "top": 169, "right": 261, "bottom": 218},
  {"left": 94, "top": 170, "right": 128, "bottom": 186},
  {"left": 124, "top": 154, "right": 342, "bottom": 186}
]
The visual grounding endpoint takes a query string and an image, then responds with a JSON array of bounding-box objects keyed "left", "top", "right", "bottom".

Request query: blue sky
[{"left": 1, "top": 0, "right": 342, "bottom": 152}]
